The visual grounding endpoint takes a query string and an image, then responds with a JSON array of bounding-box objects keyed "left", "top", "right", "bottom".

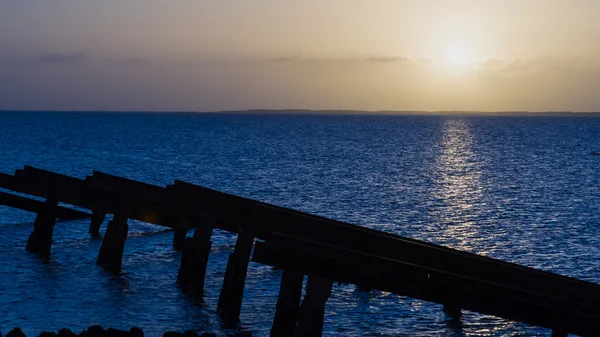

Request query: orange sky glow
[{"left": 1, "top": 0, "right": 600, "bottom": 112}]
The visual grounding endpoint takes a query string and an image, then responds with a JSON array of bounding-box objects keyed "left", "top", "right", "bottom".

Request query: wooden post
[
  {"left": 294, "top": 276, "right": 333, "bottom": 337},
  {"left": 443, "top": 304, "right": 462, "bottom": 320},
  {"left": 26, "top": 197, "right": 59, "bottom": 258},
  {"left": 173, "top": 225, "right": 188, "bottom": 251},
  {"left": 177, "top": 222, "right": 214, "bottom": 295},
  {"left": 217, "top": 228, "right": 255, "bottom": 324},
  {"left": 96, "top": 213, "right": 128, "bottom": 273},
  {"left": 551, "top": 331, "right": 568, "bottom": 337},
  {"left": 270, "top": 269, "right": 305, "bottom": 337},
  {"left": 89, "top": 211, "right": 106, "bottom": 238}
]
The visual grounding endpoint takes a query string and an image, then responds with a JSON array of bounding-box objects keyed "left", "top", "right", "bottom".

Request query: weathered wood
[
  {"left": 89, "top": 211, "right": 105, "bottom": 238},
  {"left": 217, "top": 228, "right": 255, "bottom": 324},
  {"left": 252, "top": 235, "right": 600, "bottom": 337},
  {"left": 0, "top": 190, "right": 90, "bottom": 220},
  {"left": 25, "top": 198, "right": 59, "bottom": 257},
  {"left": 96, "top": 213, "right": 128, "bottom": 273},
  {"left": 294, "top": 276, "right": 333, "bottom": 337},
  {"left": 271, "top": 270, "right": 304, "bottom": 337},
  {"left": 177, "top": 223, "right": 214, "bottom": 294}
]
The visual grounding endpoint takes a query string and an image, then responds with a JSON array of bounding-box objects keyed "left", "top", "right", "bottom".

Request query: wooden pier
[{"left": 0, "top": 165, "right": 599, "bottom": 337}]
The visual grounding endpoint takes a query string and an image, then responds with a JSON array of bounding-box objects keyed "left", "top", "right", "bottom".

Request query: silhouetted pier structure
[{"left": 0, "top": 166, "right": 599, "bottom": 337}]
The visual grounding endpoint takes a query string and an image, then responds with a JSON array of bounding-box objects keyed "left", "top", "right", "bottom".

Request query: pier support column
[
  {"left": 443, "top": 304, "right": 462, "bottom": 320},
  {"left": 26, "top": 198, "right": 59, "bottom": 258},
  {"left": 177, "top": 221, "right": 214, "bottom": 295},
  {"left": 270, "top": 269, "right": 304, "bottom": 337},
  {"left": 217, "top": 228, "right": 255, "bottom": 324},
  {"left": 89, "top": 211, "right": 106, "bottom": 238},
  {"left": 96, "top": 213, "right": 128, "bottom": 273},
  {"left": 173, "top": 225, "right": 188, "bottom": 251},
  {"left": 294, "top": 276, "right": 333, "bottom": 337},
  {"left": 551, "top": 331, "right": 567, "bottom": 337}
]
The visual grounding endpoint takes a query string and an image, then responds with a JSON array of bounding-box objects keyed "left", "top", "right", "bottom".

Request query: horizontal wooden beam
[
  {"left": 0, "top": 190, "right": 90, "bottom": 220},
  {"left": 86, "top": 171, "right": 197, "bottom": 224},
  {"left": 8, "top": 167, "right": 167, "bottom": 228}
]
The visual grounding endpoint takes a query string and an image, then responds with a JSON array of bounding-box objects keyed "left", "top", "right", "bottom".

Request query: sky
[{"left": 1, "top": 0, "right": 600, "bottom": 112}]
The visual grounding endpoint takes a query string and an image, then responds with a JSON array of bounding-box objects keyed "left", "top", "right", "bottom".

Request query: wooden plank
[
  {"left": 0, "top": 190, "right": 90, "bottom": 220},
  {"left": 252, "top": 236, "right": 600, "bottom": 337},
  {"left": 168, "top": 180, "right": 600, "bottom": 309}
]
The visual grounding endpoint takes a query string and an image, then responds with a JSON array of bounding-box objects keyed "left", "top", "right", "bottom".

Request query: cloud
[
  {"left": 39, "top": 52, "right": 87, "bottom": 64},
  {"left": 365, "top": 56, "right": 410, "bottom": 63}
]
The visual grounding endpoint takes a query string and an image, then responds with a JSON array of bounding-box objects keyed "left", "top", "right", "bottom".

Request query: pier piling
[
  {"left": 25, "top": 197, "right": 59, "bottom": 257},
  {"left": 270, "top": 269, "right": 305, "bottom": 337},
  {"left": 294, "top": 276, "right": 333, "bottom": 337},
  {"left": 443, "top": 304, "right": 462, "bottom": 320},
  {"left": 96, "top": 213, "right": 129, "bottom": 273},
  {"left": 173, "top": 225, "right": 188, "bottom": 251},
  {"left": 217, "top": 228, "right": 255, "bottom": 324},
  {"left": 89, "top": 211, "right": 106, "bottom": 238},
  {"left": 177, "top": 222, "right": 214, "bottom": 294}
]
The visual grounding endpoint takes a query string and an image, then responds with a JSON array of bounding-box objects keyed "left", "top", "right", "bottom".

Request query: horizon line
[{"left": 1, "top": 109, "right": 600, "bottom": 116}]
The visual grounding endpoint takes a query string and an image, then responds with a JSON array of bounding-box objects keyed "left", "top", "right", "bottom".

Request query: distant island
[{"left": 2, "top": 109, "right": 600, "bottom": 116}]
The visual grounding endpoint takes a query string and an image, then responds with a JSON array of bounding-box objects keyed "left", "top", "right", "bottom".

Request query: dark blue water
[{"left": 1, "top": 112, "right": 599, "bottom": 337}]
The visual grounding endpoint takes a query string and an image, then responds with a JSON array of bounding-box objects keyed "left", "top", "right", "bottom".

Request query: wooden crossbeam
[{"left": 0, "top": 190, "right": 90, "bottom": 220}]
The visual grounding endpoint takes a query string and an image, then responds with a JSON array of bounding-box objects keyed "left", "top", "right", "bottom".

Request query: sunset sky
[{"left": 2, "top": 0, "right": 600, "bottom": 112}]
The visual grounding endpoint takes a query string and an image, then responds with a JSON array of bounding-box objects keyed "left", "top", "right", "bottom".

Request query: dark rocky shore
[{"left": 1, "top": 327, "right": 252, "bottom": 337}]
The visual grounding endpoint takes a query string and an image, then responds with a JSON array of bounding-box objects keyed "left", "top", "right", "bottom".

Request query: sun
[{"left": 444, "top": 45, "right": 472, "bottom": 67}]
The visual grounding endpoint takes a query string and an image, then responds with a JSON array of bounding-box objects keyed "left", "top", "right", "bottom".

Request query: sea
[{"left": 0, "top": 111, "right": 599, "bottom": 337}]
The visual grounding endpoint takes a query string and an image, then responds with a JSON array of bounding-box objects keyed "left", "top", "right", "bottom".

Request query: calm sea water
[{"left": 1, "top": 111, "right": 599, "bottom": 337}]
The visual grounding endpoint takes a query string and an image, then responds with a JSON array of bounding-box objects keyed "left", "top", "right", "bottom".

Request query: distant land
[{"left": 2, "top": 109, "right": 600, "bottom": 116}]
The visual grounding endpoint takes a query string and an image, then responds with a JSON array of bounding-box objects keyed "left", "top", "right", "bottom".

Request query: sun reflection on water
[{"left": 428, "top": 118, "right": 492, "bottom": 254}]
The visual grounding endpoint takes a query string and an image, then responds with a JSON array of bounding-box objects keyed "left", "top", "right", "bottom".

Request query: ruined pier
[{"left": 0, "top": 165, "right": 599, "bottom": 337}]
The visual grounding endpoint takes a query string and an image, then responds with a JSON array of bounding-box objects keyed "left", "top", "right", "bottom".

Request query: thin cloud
[
  {"left": 366, "top": 56, "right": 410, "bottom": 63},
  {"left": 39, "top": 52, "right": 87, "bottom": 64}
]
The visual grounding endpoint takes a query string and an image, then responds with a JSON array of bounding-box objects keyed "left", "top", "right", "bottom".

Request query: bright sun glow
[{"left": 445, "top": 45, "right": 472, "bottom": 67}]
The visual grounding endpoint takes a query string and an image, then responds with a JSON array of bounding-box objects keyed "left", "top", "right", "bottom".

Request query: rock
[
  {"left": 78, "top": 331, "right": 88, "bottom": 337},
  {"left": 6, "top": 328, "right": 26, "bottom": 337},
  {"left": 38, "top": 332, "right": 57, "bottom": 337},
  {"left": 106, "top": 329, "right": 128, "bottom": 337},
  {"left": 182, "top": 331, "right": 197, "bottom": 337},
  {"left": 163, "top": 332, "right": 183, "bottom": 337},
  {"left": 199, "top": 333, "right": 216, "bottom": 337},
  {"left": 87, "top": 326, "right": 105, "bottom": 337},
  {"left": 128, "top": 327, "right": 143, "bottom": 337},
  {"left": 58, "top": 329, "right": 77, "bottom": 337}
]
